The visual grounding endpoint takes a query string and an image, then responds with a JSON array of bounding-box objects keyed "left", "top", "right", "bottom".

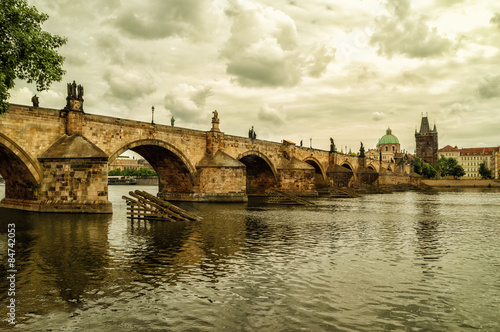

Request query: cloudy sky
[{"left": 9, "top": 0, "right": 500, "bottom": 152}]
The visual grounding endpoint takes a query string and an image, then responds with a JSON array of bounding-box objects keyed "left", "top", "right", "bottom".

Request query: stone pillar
[
  {"left": 277, "top": 141, "right": 317, "bottom": 196},
  {"left": 206, "top": 131, "right": 225, "bottom": 156},
  {"left": 196, "top": 151, "right": 247, "bottom": 202},
  {"left": 189, "top": 111, "right": 247, "bottom": 202},
  {"left": 65, "top": 111, "right": 83, "bottom": 135},
  {"left": 37, "top": 133, "right": 112, "bottom": 213}
]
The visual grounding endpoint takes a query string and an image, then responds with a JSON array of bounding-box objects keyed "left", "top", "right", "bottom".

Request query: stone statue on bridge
[
  {"left": 249, "top": 126, "right": 256, "bottom": 140},
  {"left": 31, "top": 95, "right": 39, "bottom": 108},
  {"left": 65, "top": 81, "right": 84, "bottom": 111},
  {"left": 359, "top": 142, "right": 365, "bottom": 157},
  {"left": 211, "top": 110, "right": 220, "bottom": 131},
  {"left": 171, "top": 116, "right": 175, "bottom": 126},
  {"left": 66, "top": 81, "right": 84, "bottom": 99},
  {"left": 330, "top": 138, "right": 335, "bottom": 152}
]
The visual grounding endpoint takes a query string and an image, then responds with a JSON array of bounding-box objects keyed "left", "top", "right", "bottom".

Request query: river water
[{"left": 1, "top": 185, "right": 499, "bottom": 331}]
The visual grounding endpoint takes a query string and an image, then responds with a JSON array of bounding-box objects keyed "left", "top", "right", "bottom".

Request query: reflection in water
[
  {"left": 0, "top": 187, "right": 499, "bottom": 331},
  {"left": 415, "top": 197, "right": 443, "bottom": 275},
  {"left": 0, "top": 210, "right": 110, "bottom": 322}
]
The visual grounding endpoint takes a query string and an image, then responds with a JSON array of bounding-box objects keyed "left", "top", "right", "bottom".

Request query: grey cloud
[
  {"left": 258, "top": 103, "right": 286, "bottom": 125},
  {"left": 113, "top": 0, "right": 211, "bottom": 40},
  {"left": 371, "top": 112, "right": 386, "bottom": 121},
  {"left": 386, "top": 0, "right": 410, "bottom": 20},
  {"left": 434, "top": 0, "right": 469, "bottom": 7},
  {"left": 103, "top": 66, "right": 157, "bottom": 100},
  {"left": 164, "top": 84, "right": 213, "bottom": 123},
  {"left": 477, "top": 75, "right": 500, "bottom": 99},
  {"left": 440, "top": 102, "right": 474, "bottom": 119},
  {"left": 302, "top": 43, "right": 336, "bottom": 78},
  {"left": 491, "top": 13, "right": 500, "bottom": 30},
  {"left": 370, "top": 0, "right": 454, "bottom": 58},
  {"left": 222, "top": 0, "right": 334, "bottom": 88},
  {"left": 222, "top": 1, "right": 301, "bottom": 87},
  {"left": 400, "top": 71, "right": 425, "bottom": 85}
]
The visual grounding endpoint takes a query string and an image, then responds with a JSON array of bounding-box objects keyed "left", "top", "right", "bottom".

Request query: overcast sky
[{"left": 9, "top": 0, "right": 500, "bottom": 152}]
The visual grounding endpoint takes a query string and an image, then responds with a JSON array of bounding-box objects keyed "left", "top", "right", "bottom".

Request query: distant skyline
[{"left": 8, "top": 0, "right": 500, "bottom": 152}]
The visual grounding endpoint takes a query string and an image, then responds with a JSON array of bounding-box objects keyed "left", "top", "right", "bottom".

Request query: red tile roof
[
  {"left": 460, "top": 147, "right": 497, "bottom": 156},
  {"left": 439, "top": 145, "right": 459, "bottom": 152}
]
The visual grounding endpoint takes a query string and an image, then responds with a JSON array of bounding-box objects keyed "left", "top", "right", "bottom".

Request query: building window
[{"left": 385, "top": 147, "right": 388, "bottom": 152}]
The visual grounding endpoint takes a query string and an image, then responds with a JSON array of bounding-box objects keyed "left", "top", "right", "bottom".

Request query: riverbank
[{"left": 423, "top": 179, "right": 500, "bottom": 188}]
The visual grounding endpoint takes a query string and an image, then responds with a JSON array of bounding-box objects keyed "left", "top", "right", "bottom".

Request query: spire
[
  {"left": 386, "top": 127, "right": 392, "bottom": 135},
  {"left": 419, "top": 116, "right": 430, "bottom": 134}
]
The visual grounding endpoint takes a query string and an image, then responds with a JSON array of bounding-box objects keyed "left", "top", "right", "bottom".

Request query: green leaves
[
  {"left": 108, "top": 168, "right": 157, "bottom": 178},
  {"left": 478, "top": 163, "right": 492, "bottom": 179},
  {"left": 0, "top": 0, "right": 66, "bottom": 113},
  {"left": 436, "top": 155, "right": 465, "bottom": 179}
]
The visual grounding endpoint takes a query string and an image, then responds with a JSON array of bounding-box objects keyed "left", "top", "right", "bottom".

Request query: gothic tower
[{"left": 415, "top": 114, "right": 438, "bottom": 166}]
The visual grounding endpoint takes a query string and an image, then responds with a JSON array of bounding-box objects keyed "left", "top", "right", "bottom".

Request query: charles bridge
[{"left": 0, "top": 83, "right": 415, "bottom": 213}]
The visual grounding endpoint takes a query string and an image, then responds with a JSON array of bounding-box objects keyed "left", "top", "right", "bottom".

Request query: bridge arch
[
  {"left": 366, "top": 163, "right": 378, "bottom": 172},
  {"left": 0, "top": 133, "right": 42, "bottom": 200},
  {"left": 303, "top": 157, "right": 327, "bottom": 190},
  {"left": 237, "top": 150, "right": 278, "bottom": 195},
  {"left": 109, "top": 139, "right": 197, "bottom": 194},
  {"left": 340, "top": 161, "right": 355, "bottom": 172},
  {"left": 338, "top": 161, "right": 356, "bottom": 187}
]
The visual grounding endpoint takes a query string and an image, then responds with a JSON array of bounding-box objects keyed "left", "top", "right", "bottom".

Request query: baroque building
[
  {"left": 376, "top": 127, "right": 401, "bottom": 162},
  {"left": 415, "top": 115, "right": 438, "bottom": 166},
  {"left": 438, "top": 145, "right": 499, "bottom": 179}
]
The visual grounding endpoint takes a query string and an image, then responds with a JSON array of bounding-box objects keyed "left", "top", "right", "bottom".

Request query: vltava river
[{"left": 1, "top": 185, "right": 499, "bottom": 331}]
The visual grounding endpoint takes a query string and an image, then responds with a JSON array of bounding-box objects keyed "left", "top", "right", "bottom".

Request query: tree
[
  {"left": 0, "top": 0, "right": 66, "bottom": 114},
  {"left": 478, "top": 163, "right": 492, "bottom": 179},
  {"left": 436, "top": 155, "right": 465, "bottom": 179},
  {"left": 108, "top": 168, "right": 157, "bottom": 177},
  {"left": 436, "top": 155, "right": 453, "bottom": 176},
  {"left": 413, "top": 157, "right": 422, "bottom": 175},
  {"left": 449, "top": 164, "right": 465, "bottom": 179},
  {"left": 421, "top": 163, "right": 437, "bottom": 179}
]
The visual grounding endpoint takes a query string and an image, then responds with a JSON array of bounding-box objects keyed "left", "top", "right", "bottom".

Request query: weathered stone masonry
[{"left": 0, "top": 88, "right": 414, "bottom": 213}]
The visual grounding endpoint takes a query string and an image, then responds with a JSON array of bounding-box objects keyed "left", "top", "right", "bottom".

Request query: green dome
[{"left": 377, "top": 127, "right": 400, "bottom": 146}]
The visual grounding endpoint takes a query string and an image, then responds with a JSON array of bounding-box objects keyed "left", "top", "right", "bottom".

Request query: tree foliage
[
  {"left": 421, "top": 163, "right": 437, "bottom": 179},
  {"left": 413, "top": 157, "right": 422, "bottom": 175},
  {"left": 436, "top": 155, "right": 465, "bottom": 179},
  {"left": 108, "top": 168, "right": 157, "bottom": 177},
  {"left": 0, "top": 0, "right": 66, "bottom": 113},
  {"left": 478, "top": 163, "right": 492, "bottom": 179}
]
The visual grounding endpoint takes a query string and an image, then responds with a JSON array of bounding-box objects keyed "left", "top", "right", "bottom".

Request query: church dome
[{"left": 377, "top": 127, "right": 400, "bottom": 146}]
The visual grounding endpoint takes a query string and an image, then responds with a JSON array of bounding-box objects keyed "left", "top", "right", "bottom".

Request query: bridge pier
[
  {"left": 158, "top": 112, "right": 248, "bottom": 202},
  {"left": 36, "top": 133, "right": 112, "bottom": 213},
  {"left": 277, "top": 141, "right": 317, "bottom": 196},
  {"left": 277, "top": 158, "right": 317, "bottom": 196}
]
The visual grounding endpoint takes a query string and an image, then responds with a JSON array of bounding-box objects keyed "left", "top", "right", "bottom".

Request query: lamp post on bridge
[{"left": 151, "top": 106, "right": 155, "bottom": 124}]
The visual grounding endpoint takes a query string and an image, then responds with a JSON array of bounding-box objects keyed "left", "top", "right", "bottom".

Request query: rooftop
[{"left": 377, "top": 127, "right": 400, "bottom": 146}]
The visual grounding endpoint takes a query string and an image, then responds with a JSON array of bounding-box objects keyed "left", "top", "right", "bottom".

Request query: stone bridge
[{"left": 0, "top": 86, "right": 414, "bottom": 213}]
